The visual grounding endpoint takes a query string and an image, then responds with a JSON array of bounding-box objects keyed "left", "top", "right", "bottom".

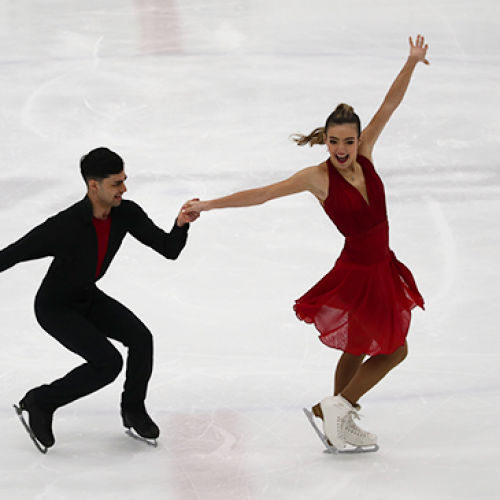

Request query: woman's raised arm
[{"left": 359, "top": 35, "right": 429, "bottom": 160}]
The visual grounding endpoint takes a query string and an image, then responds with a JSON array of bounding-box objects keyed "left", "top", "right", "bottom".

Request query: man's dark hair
[{"left": 80, "top": 147, "right": 124, "bottom": 183}]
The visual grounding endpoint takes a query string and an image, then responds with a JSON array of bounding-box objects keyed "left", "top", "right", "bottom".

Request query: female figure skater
[{"left": 185, "top": 35, "right": 429, "bottom": 450}]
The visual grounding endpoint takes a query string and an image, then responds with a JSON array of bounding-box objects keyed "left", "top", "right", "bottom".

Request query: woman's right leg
[
  {"left": 334, "top": 352, "right": 366, "bottom": 396},
  {"left": 312, "top": 352, "right": 364, "bottom": 417}
]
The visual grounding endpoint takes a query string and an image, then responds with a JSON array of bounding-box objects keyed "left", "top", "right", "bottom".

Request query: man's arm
[
  {"left": 0, "top": 215, "right": 62, "bottom": 273},
  {"left": 124, "top": 201, "right": 192, "bottom": 260}
]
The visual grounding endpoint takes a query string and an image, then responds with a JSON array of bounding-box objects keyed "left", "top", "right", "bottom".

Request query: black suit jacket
[{"left": 0, "top": 196, "right": 189, "bottom": 297}]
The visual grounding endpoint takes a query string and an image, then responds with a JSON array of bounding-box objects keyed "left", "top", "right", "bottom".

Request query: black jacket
[{"left": 0, "top": 196, "right": 189, "bottom": 293}]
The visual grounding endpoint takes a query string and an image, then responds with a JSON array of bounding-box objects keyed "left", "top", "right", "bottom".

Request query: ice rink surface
[{"left": 0, "top": 0, "right": 499, "bottom": 498}]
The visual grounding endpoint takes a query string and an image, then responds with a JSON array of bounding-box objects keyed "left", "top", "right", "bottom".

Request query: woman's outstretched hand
[{"left": 409, "top": 34, "right": 430, "bottom": 65}]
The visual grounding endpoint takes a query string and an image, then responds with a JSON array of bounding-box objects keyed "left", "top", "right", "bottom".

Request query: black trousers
[{"left": 32, "top": 278, "right": 153, "bottom": 413}]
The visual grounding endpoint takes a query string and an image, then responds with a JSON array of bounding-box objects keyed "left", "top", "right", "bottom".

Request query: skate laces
[
  {"left": 345, "top": 409, "right": 372, "bottom": 437},
  {"left": 349, "top": 408, "right": 363, "bottom": 423}
]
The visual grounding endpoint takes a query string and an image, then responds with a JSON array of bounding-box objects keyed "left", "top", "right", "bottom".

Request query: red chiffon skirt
[{"left": 294, "top": 221, "right": 424, "bottom": 356}]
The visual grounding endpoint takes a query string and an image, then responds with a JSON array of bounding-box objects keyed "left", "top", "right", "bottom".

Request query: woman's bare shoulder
[{"left": 303, "top": 161, "right": 329, "bottom": 202}]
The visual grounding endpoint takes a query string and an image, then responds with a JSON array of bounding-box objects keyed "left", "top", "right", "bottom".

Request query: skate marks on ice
[
  {"left": 166, "top": 409, "right": 251, "bottom": 499},
  {"left": 13, "top": 404, "right": 48, "bottom": 455},
  {"left": 303, "top": 408, "right": 379, "bottom": 455},
  {"left": 424, "top": 197, "right": 457, "bottom": 306}
]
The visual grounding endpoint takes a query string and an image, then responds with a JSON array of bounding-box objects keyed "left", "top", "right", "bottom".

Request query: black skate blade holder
[
  {"left": 13, "top": 404, "right": 48, "bottom": 454},
  {"left": 125, "top": 428, "right": 158, "bottom": 448},
  {"left": 303, "top": 408, "right": 379, "bottom": 455}
]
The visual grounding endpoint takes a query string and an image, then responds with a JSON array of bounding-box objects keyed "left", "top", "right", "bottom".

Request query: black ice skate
[
  {"left": 14, "top": 391, "right": 55, "bottom": 454},
  {"left": 121, "top": 407, "right": 159, "bottom": 447}
]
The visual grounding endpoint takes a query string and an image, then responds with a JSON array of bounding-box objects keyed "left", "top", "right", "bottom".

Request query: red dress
[{"left": 294, "top": 155, "right": 424, "bottom": 356}]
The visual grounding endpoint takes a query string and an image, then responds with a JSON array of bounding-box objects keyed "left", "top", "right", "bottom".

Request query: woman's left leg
[{"left": 341, "top": 341, "right": 408, "bottom": 405}]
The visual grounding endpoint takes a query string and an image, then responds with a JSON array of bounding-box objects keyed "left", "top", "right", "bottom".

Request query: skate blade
[
  {"left": 303, "top": 408, "right": 379, "bottom": 455},
  {"left": 13, "top": 404, "right": 48, "bottom": 454},
  {"left": 125, "top": 428, "right": 158, "bottom": 448}
]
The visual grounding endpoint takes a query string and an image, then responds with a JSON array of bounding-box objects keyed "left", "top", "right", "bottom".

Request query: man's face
[{"left": 94, "top": 171, "right": 128, "bottom": 209}]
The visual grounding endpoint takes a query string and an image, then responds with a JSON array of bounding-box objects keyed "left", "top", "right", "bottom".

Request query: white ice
[{"left": 0, "top": 0, "right": 499, "bottom": 499}]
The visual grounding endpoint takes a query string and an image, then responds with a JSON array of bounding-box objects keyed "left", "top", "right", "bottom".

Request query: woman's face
[{"left": 325, "top": 124, "right": 361, "bottom": 171}]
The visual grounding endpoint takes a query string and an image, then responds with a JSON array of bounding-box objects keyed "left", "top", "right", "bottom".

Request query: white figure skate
[{"left": 304, "top": 395, "right": 379, "bottom": 454}]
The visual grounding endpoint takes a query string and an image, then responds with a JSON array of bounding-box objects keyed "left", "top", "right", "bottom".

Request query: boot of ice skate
[
  {"left": 318, "top": 395, "right": 377, "bottom": 449},
  {"left": 18, "top": 390, "right": 55, "bottom": 448}
]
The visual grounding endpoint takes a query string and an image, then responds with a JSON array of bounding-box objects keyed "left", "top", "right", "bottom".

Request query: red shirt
[{"left": 92, "top": 216, "right": 112, "bottom": 279}]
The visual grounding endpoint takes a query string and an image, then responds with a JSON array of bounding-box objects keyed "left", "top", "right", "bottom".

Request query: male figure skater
[{"left": 1, "top": 147, "right": 198, "bottom": 450}]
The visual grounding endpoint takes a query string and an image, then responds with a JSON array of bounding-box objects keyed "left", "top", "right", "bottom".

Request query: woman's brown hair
[{"left": 292, "top": 104, "right": 362, "bottom": 146}]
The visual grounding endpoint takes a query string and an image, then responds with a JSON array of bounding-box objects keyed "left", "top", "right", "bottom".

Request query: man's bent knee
[{"left": 95, "top": 349, "right": 124, "bottom": 384}]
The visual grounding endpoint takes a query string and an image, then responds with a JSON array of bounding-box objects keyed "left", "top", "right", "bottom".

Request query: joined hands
[{"left": 177, "top": 199, "right": 201, "bottom": 226}]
